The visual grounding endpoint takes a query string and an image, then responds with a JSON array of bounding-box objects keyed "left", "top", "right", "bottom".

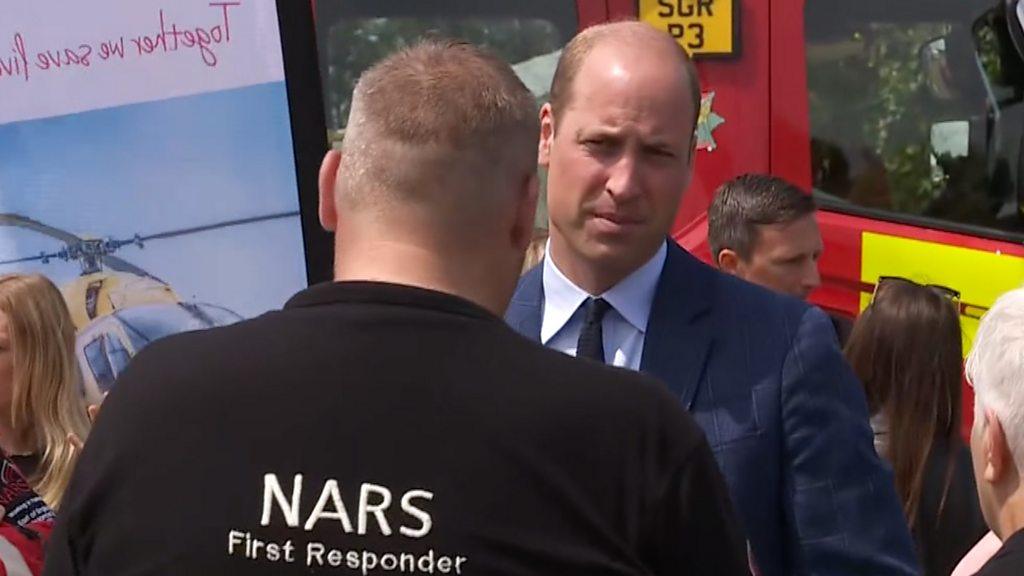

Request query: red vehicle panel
[
  {"left": 311, "top": 1, "right": 1024, "bottom": 438},
  {"left": 606, "top": 0, "right": 1024, "bottom": 437}
]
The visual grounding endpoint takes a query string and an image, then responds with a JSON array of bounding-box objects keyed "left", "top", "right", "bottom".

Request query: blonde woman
[
  {"left": 521, "top": 227, "right": 548, "bottom": 275},
  {"left": 0, "top": 274, "right": 90, "bottom": 509}
]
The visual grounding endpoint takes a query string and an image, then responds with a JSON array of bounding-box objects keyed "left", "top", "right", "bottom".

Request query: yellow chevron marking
[{"left": 860, "top": 232, "right": 1024, "bottom": 352}]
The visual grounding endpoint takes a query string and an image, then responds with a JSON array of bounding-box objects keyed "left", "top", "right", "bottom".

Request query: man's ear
[
  {"left": 512, "top": 173, "right": 540, "bottom": 251},
  {"left": 983, "top": 408, "right": 1012, "bottom": 484},
  {"left": 318, "top": 150, "right": 342, "bottom": 232},
  {"left": 538, "top": 103, "right": 555, "bottom": 168},
  {"left": 717, "top": 249, "right": 741, "bottom": 274}
]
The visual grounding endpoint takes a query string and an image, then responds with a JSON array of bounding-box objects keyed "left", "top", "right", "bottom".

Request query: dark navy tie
[{"left": 576, "top": 297, "right": 612, "bottom": 363}]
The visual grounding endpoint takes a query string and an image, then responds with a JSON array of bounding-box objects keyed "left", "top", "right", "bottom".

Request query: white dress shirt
[{"left": 542, "top": 241, "right": 667, "bottom": 370}]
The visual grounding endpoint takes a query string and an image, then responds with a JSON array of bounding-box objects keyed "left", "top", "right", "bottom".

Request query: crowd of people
[{"left": 0, "top": 19, "right": 1020, "bottom": 576}]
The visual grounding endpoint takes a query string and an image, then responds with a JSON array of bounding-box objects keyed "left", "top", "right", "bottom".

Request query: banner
[{"left": 0, "top": 0, "right": 309, "bottom": 396}]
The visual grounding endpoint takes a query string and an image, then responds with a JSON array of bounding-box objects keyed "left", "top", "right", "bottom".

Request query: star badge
[{"left": 696, "top": 91, "right": 725, "bottom": 152}]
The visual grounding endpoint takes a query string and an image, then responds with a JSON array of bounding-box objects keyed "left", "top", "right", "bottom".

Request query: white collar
[{"left": 541, "top": 240, "right": 667, "bottom": 344}]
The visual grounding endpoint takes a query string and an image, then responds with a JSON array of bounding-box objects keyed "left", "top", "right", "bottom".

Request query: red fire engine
[{"left": 311, "top": 1, "right": 1024, "bottom": 435}]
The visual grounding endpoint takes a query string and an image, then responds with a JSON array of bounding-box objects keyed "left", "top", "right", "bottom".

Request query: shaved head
[
  {"left": 320, "top": 39, "right": 542, "bottom": 315},
  {"left": 549, "top": 21, "right": 700, "bottom": 127},
  {"left": 338, "top": 40, "right": 539, "bottom": 229}
]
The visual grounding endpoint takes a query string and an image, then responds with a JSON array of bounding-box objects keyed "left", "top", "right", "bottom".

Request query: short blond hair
[
  {"left": 339, "top": 39, "right": 539, "bottom": 223},
  {"left": 0, "top": 274, "right": 90, "bottom": 509},
  {"left": 549, "top": 21, "right": 701, "bottom": 126},
  {"left": 521, "top": 228, "right": 549, "bottom": 275}
]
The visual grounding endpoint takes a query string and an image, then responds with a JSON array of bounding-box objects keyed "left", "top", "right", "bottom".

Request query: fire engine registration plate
[{"left": 640, "top": 0, "right": 737, "bottom": 57}]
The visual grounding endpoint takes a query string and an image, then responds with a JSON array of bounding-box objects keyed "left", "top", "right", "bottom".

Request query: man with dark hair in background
[
  {"left": 708, "top": 174, "right": 823, "bottom": 300},
  {"left": 44, "top": 39, "right": 749, "bottom": 575}
]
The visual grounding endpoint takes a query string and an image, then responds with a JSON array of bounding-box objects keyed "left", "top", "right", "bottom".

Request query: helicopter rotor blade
[
  {"left": 99, "top": 255, "right": 152, "bottom": 277},
  {"left": 0, "top": 211, "right": 299, "bottom": 277},
  {"left": 0, "top": 254, "right": 52, "bottom": 266},
  {"left": 0, "top": 213, "right": 153, "bottom": 277},
  {"left": 100, "top": 211, "right": 298, "bottom": 278},
  {"left": 0, "top": 246, "right": 151, "bottom": 276},
  {"left": 0, "top": 214, "right": 83, "bottom": 244},
  {"left": 0, "top": 215, "right": 75, "bottom": 268},
  {"left": 138, "top": 211, "right": 299, "bottom": 243}
]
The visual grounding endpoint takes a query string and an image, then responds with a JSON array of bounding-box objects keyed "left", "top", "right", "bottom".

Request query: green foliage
[
  {"left": 320, "top": 17, "right": 562, "bottom": 135},
  {"left": 316, "top": 15, "right": 565, "bottom": 226},
  {"left": 808, "top": 23, "right": 951, "bottom": 214}
]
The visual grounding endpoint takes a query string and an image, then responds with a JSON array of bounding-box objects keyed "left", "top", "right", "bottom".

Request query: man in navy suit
[{"left": 506, "top": 21, "right": 918, "bottom": 576}]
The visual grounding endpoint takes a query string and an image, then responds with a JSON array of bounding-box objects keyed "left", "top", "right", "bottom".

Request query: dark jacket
[
  {"left": 913, "top": 437, "right": 988, "bottom": 576},
  {"left": 507, "top": 241, "right": 919, "bottom": 576}
]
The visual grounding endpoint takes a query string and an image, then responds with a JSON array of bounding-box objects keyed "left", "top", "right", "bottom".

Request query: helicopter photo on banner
[{"left": 0, "top": 1, "right": 312, "bottom": 399}]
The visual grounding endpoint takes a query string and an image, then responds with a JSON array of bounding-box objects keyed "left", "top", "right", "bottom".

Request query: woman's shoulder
[
  {"left": 918, "top": 436, "right": 985, "bottom": 533},
  {"left": 916, "top": 436, "right": 988, "bottom": 576},
  {"left": 921, "top": 436, "right": 976, "bottom": 495},
  {"left": 927, "top": 436, "right": 974, "bottom": 477}
]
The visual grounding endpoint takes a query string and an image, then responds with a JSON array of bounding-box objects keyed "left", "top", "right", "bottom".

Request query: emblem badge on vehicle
[{"left": 696, "top": 91, "right": 725, "bottom": 152}]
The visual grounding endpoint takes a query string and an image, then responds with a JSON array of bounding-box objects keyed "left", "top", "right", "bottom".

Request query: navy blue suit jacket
[{"left": 506, "top": 241, "right": 919, "bottom": 576}]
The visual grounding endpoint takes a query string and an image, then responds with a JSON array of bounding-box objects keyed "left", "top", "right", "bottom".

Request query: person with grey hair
[
  {"left": 708, "top": 174, "right": 822, "bottom": 300},
  {"left": 963, "top": 287, "right": 1024, "bottom": 575},
  {"left": 43, "top": 40, "right": 749, "bottom": 575}
]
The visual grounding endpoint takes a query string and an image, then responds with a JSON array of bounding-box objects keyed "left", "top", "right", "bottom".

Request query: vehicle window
[
  {"left": 314, "top": 1, "right": 578, "bottom": 230},
  {"left": 83, "top": 335, "right": 118, "bottom": 392},
  {"left": 805, "top": 1, "right": 1024, "bottom": 238}
]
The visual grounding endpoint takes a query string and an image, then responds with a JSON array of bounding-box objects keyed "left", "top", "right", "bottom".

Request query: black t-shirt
[
  {"left": 975, "top": 528, "right": 1024, "bottom": 576},
  {"left": 44, "top": 282, "right": 749, "bottom": 575}
]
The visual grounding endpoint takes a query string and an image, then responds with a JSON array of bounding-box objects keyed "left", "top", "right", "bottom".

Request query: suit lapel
[
  {"left": 505, "top": 263, "right": 544, "bottom": 342},
  {"left": 640, "top": 242, "right": 715, "bottom": 410},
  {"left": 509, "top": 248, "right": 714, "bottom": 411}
]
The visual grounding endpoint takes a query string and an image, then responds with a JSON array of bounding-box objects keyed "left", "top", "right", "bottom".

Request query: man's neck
[
  {"left": 547, "top": 234, "right": 660, "bottom": 295},
  {"left": 995, "top": 488, "right": 1024, "bottom": 540},
  {"left": 334, "top": 239, "right": 512, "bottom": 316}
]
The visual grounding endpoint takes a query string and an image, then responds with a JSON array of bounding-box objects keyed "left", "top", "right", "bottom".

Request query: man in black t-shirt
[{"left": 44, "top": 40, "right": 749, "bottom": 575}]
